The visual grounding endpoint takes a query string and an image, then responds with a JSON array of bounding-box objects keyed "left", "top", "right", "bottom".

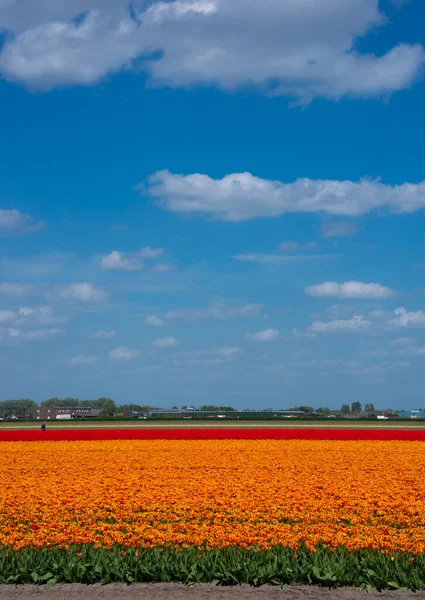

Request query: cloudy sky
[{"left": 1, "top": 0, "right": 425, "bottom": 409}]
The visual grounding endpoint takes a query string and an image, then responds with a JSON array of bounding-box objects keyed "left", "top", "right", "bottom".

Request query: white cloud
[
  {"left": 278, "top": 240, "right": 318, "bottom": 252},
  {"left": 214, "top": 346, "right": 239, "bottom": 357},
  {"left": 1, "top": 252, "right": 71, "bottom": 280},
  {"left": 0, "top": 309, "right": 16, "bottom": 323},
  {"left": 2, "top": 327, "right": 63, "bottom": 341},
  {"left": 146, "top": 315, "right": 164, "bottom": 327},
  {"left": 139, "top": 246, "right": 164, "bottom": 259},
  {"left": 309, "top": 316, "right": 371, "bottom": 334},
  {"left": 390, "top": 307, "right": 425, "bottom": 328},
  {"left": 54, "top": 283, "right": 107, "bottom": 302},
  {"left": 91, "top": 329, "right": 116, "bottom": 339},
  {"left": 0, "top": 282, "right": 33, "bottom": 298},
  {"left": 0, "top": 1, "right": 423, "bottom": 103},
  {"left": 232, "top": 253, "right": 331, "bottom": 263},
  {"left": 174, "top": 345, "right": 240, "bottom": 366},
  {"left": 144, "top": 170, "right": 425, "bottom": 221},
  {"left": 246, "top": 328, "right": 279, "bottom": 342},
  {"left": 153, "top": 336, "right": 180, "bottom": 348},
  {"left": 100, "top": 250, "right": 142, "bottom": 271},
  {"left": 109, "top": 346, "right": 138, "bottom": 360},
  {"left": 67, "top": 354, "right": 100, "bottom": 366},
  {"left": 0, "top": 208, "right": 44, "bottom": 234},
  {"left": 390, "top": 337, "right": 416, "bottom": 347},
  {"left": 165, "top": 302, "right": 262, "bottom": 322},
  {"left": 397, "top": 344, "right": 425, "bottom": 356},
  {"left": 14, "top": 305, "right": 68, "bottom": 327},
  {"left": 152, "top": 264, "right": 175, "bottom": 272},
  {"left": 321, "top": 220, "right": 358, "bottom": 238},
  {"left": 278, "top": 241, "right": 299, "bottom": 252},
  {"left": 305, "top": 281, "right": 394, "bottom": 299}
]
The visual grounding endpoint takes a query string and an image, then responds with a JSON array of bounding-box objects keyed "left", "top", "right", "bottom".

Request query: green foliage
[
  {"left": 0, "top": 545, "right": 424, "bottom": 589},
  {"left": 341, "top": 404, "right": 350, "bottom": 414},
  {"left": 200, "top": 406, "right": 237, "bottom": 412},
  {"left": 41, "top": 398, "right": 80, "bottom": 408},
  {"left": 0, "top": 399, "right": 37, "bottom": 418},
  {"left": 351, "top": 401, "right": 362, "bottom": 413},
  {"left": 365, "top": 403, "right": 375, "bottom": 414},
  {"left": 39, "top": 398, "right": 117, "bottom": 415}
]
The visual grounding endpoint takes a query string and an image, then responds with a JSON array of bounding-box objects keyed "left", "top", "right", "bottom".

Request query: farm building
[
  {"left": 397, "top": 410, "right": 425, "bottom": 419},
  {"left": 31, "top": 407, "right": 107, "bottom": 420}
]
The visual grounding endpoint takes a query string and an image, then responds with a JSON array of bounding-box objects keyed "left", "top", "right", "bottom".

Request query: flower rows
[
  {"left": 2, "top": 427, "right": 425, "bottom": 441},
  {"left": 1, "top": 439, "right": 425, "bottom": 555}
]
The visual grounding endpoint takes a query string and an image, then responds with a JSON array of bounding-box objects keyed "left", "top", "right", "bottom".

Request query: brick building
[{"left": 32, "top": 406, "right": 107, "bottom": 420}]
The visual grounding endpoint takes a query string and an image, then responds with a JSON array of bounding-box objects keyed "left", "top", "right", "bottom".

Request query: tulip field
[{"left": 1, "top": 428, "right": 425, "bottom": 589}]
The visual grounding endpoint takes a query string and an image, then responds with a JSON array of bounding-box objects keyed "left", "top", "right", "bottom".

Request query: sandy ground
[{"left": 1, "top": 584, "right": 424, "bottom": 600}]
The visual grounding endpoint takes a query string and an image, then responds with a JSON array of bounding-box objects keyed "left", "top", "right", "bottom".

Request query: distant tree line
[
  {"left": 0, "top": 399, "right": 37, "bottom": 418},
  {"left": 340, "top": 403, "right": 375, "bottom": 414},
  {"left": 0, "top": 397, "right": 118, "bottom": 417}
]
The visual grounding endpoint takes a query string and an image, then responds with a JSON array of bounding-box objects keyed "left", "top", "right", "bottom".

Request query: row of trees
[
  {"left": 0, "top": 399, "right": 37, "bottom": 418},
  {"left": 0, "top": 398, "right": 118, "bottom": 417},
  {"left": 340, "top": 402, "right": 375, "bottom": 414}
]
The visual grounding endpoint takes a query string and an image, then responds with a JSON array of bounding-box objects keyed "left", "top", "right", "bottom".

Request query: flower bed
[
  {"left": 1, "top": 436, "right": 425, "bottom": 588},
  {"left": 2, "top": 427, "right": 425, "bottom": 441}
]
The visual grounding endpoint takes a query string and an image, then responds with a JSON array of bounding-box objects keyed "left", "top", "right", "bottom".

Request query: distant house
[{"left": 32, "top": 407, "right": 107, "bottom": 420}]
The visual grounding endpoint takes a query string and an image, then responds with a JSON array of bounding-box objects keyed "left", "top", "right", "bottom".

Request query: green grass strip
[{"left": 1, "top": 544, "right": 425, "bottom": 590}]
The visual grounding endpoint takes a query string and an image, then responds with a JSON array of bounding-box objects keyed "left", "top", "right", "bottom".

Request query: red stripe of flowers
[{"left": 1, "top": 428, "right": 425, "bottom": 442}]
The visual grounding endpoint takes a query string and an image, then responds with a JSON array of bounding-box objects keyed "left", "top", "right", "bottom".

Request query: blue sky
[{"left": 1, "top": 0, "right": 425, "bottom": 409}]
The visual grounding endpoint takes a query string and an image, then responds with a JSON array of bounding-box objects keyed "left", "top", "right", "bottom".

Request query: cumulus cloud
[
  {"left": 232, "top": 253, "right": 331, "bottom": 263},
  {"left": 109, "top": 346, "right": 138, "bottom": 360},
  {"left": 14, "top": 305, "right": 68, "bottom": 327},
  {"left": 0, "top": 208, "right": 44, "bottom": 234},
  {"left": 0, "top": 282, "right": 34, "bottom": 298},
  {"left": 54, "top": 283, "right": 107, "bottom": 302},
  {"left": 2, "top": 327, "right": 63, "bottom": 341},
  {"left": 100, "top": 250, "right": 142, "bottom": 271},
  {"left": 164, "top": 302, "right": 262, "bottom": 322},
  {"left": 0, "top": 1, "right": 423, "bottom": 103},
  {"left": 152, "top": 264, "right": 175, "bottom": 272},
  {"left": 309, "top": 316, "right": 371, "bottom": 334},
  {"left": 246, "top": 328, "right": 279, "bottom": 342},
  {"left": 152, "top": 336, "right": 180, "bottom": 348},
  {"left": 67, "top": 354, "right": 100, "bottom": 366},
  {"left": 321, "top": 220, "right": 358, "bottom": 238},
  {"left": 390, "top": 307, "right": 425, "bottom": 328},
  {"left": 146, "top": 315, "right": 164, "bottom": 327},
  {"left": 214, "top": 346, "right": 239, "bottom": 357},
  {"left": 397, "top": 345, "right": 425, "bottom": 357},
  {"left": 278, "top": 241, "right": 299, "bottom": 252},
  {"left": 139, "top": 246, "right": 164, "bottom": 259},
  {"left": 0, "top": 309, "right": 16, "bottom": 323},
  {"left": 390, "top": 337, "right": 416, "bottom": 347},
  {"left": 144, "top": 170, "right": 425, "bottom": 221},
  {"left": 91, "top": 330, "right": 116, "bottom": 339},
  {"left": 305, "top": 281, "right": 395, "bottom": 299},
  {"left": 175, "top": 345, "right": 240, "bottom": 366}
]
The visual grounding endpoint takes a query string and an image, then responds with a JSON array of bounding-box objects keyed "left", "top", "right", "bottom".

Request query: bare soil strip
[{"left": 0, "top": 584, "right": 424, "bottom": 600}]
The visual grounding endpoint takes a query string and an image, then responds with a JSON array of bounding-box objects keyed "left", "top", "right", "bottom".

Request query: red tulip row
[{"left": 1, "top": 427, "right": 425, "bottom": 441}]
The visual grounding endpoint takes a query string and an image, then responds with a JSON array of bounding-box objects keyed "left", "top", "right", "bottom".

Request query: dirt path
[{"left": 0, "top": 584, "right": 423, "bottom": 600}]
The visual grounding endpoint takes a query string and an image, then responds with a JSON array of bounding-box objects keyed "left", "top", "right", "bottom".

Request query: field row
[
  {"left": 2, "top": 427, "right": 425, "bottom": 441},
  {"left": 2, "top": 439, "right": 425, "bottom": 555}
]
